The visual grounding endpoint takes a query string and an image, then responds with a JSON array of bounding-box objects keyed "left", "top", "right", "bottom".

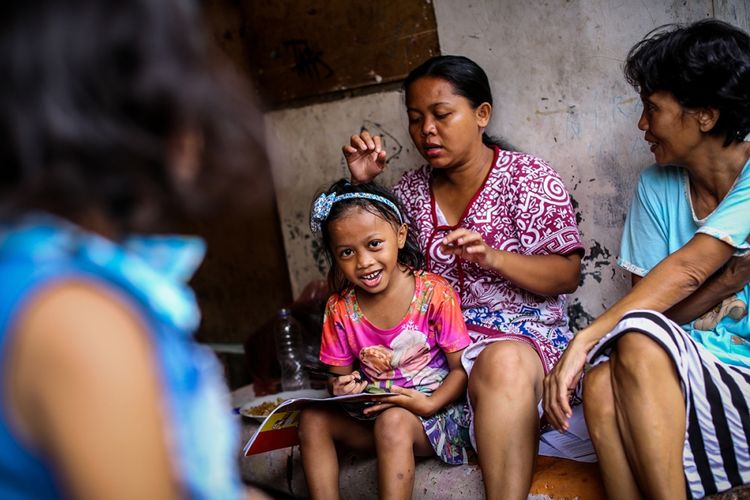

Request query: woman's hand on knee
[
  {"left": 543, "top": 342, "right": 587, "bottom": 431},
  {"left": 342, "top": 130, "right": 387, "bottom": 183}
]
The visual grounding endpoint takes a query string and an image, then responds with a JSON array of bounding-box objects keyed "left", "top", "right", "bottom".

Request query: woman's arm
[
  {"left": 441, "top": 228, "right": 581, "bottom": 295},
  {"left": 9, "top": 282, "right": 179, "bottom": 499},
  {"left": 656, "top": 253, "right": 750, "bottom": 324},
  {"left": 574, "top": 233, "right": 734, "bottom": 350},
  {"left": 543, "top": 233, "right": 734, "bottom": 430}
]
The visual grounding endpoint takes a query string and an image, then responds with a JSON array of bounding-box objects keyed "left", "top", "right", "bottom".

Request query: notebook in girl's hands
[{"left": 242, "top": 389, "right": 395, "bottom": 455}]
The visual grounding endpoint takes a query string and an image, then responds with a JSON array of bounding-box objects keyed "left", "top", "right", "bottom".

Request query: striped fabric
[{"left": 588, "top": 310, "right": 750, "bottom": 499}]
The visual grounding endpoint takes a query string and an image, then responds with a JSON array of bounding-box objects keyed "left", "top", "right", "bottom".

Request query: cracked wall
[{"left": 265, "top": 0, "right": 749, "bottom": 329}]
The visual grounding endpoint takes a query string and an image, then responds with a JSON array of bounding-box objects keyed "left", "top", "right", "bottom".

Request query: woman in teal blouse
[{"left": 544, "top": 19, "right": 750, "bottom": 499}]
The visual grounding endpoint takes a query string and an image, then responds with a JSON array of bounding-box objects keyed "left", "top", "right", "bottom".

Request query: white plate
[{"left": 239, "top": 389, "right": 329, "bottom": 420}]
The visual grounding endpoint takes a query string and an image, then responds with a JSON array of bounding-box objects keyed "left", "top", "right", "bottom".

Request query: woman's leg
[
  {"left": 610, "top": 332, "right": 687, "bottom": 499},
  {"left": 298, "top": 405, "right": 375, "bottom": 500},
  {"left": 373, "top": 407, "right": 433, "bottom": 500},
  {"left": 468, "top": 341, "right": 544, "bottom": 500},
  {"left": 583, "top": 361, "right": 643, "bottom": 499}
]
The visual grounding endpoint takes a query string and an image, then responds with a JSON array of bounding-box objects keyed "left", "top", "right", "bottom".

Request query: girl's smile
[{"left": 328, "top": 207, "right": 408, "bottom": 297}]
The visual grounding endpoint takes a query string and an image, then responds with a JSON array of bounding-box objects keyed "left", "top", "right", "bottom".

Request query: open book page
[
  {"left": 243, "top": 392, "right": 395, "bottom": 455},
  {"left": 538, "top": 403, "right": 597, "bottom": 463}
]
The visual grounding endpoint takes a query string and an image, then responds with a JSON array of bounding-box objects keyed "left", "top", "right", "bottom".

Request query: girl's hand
[
  {"left": 441, "top": 228, "right": 499, "bottom": 270},
  {"left": 342, "top": 131, "right": 387, "bottom": 183},
  {"left": 363, "top": 386, "right": 435, "bottom": 417},
  {"left": 543, "top": 340, "right": 588, "bottom": 431},
  {"left": 330, "top": 371, "right": 368, "bottom": 395}
]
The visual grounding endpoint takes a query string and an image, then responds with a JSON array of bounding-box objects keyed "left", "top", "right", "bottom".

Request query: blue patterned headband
[{"left": 310, "top": 192, "right": 404, "bottom": 233}]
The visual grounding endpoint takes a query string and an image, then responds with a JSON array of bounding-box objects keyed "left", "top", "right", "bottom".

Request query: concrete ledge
[
  {"left": 233, "top": 386, "right": 749, "bottom": 499},
  {"left": 238, "top": 420, "right": 606, "bottom": 499}
]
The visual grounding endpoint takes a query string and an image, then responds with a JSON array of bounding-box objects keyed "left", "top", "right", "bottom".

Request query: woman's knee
[
  {"left": 468, "top": 342, "right": 542, "bottom": 397},
  {"left": 613, "top": 331, "right": 674, "bottom": 381},
  {"left": 582, "top": 363, "right": 616, "bottom": 436}
]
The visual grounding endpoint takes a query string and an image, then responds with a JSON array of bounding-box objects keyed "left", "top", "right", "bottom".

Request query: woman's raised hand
[
  {"left": 343, "top": 131, "right": 387, "bottom": 183},
  {"left": 440, "top": 228, "right": 499, "bottom": 270},
  {"left": 542, "top": 339, "right": 588, "bottom": 431},
  {"left": 330, "top": 371, "right": 368, "bottom": 395}
]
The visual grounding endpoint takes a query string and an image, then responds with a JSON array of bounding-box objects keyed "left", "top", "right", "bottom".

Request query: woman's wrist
[
  {"left": 488, "top": 248, "right": 505, "bottom": 274},
  {"left": 570, "top": 326, "right": 603, "bottom": 353}
]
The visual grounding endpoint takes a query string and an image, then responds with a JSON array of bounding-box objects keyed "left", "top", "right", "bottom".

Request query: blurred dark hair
[
  {"left": 403, "top": 55, "right": 515, "bottom": 151},
  {"left": 314, "top": 179, "right": 424, "bottom": 294},
  {"left": 624, "top": 19, "right": 750, "bottom": 146},
  {"left": 0, "top": 0, "right": 267, "bottom": 233}
]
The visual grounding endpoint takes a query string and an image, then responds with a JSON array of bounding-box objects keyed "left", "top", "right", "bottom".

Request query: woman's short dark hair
[
  {"left": 0, "top": 0, "right": 267, "bottom": 232},
  {"left": 403, "top": 55, "right": 515, "bottom": 151},
  {"left": 314, "top": 179, "right": 424, "bottom": 294},
  {"left": 624, "top": 19, "right": 750, "bottom": 145}
]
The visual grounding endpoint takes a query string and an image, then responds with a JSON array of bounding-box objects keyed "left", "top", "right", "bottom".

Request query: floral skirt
[{"left": 419, "top": 397, "right": 475, "bottom": 465}]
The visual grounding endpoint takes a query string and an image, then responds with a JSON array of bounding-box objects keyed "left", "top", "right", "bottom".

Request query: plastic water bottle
[{"left": 274, "top": 308, "right": 310, "bottom": 392}]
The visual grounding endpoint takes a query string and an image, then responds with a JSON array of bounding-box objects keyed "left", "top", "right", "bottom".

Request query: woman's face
[
  {"left": 405, "top": 76, "right": 490, "bottom": 169},
  {"left": 638, "top": 90, "right": 704, "bottom": 166}
]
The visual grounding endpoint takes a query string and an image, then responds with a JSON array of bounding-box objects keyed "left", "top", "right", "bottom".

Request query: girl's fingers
[
  {"left": 389, "top": 385, "right": 417, "bottom": 397},
  {"left": 373, "top": 134, "right": 382, "bottom": 153},
  {"left": 342, "top": 145, "right": 357, "bottom": 155},
  {"left": 363, "top": 402, "right": 395, "bottom": 416}
]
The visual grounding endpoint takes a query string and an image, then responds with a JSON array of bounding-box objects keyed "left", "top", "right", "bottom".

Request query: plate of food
[{"left": 239, "top": 389, "right": 329, "bottom": 420}]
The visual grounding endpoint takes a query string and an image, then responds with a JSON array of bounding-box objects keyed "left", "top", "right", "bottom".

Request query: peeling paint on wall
[{"left": 266, "top": 0, "right": 746, "bottom": 332}]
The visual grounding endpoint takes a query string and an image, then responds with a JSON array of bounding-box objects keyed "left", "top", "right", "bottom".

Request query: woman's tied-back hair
[
  {"left": 403, "top": 55, "right": 516, "bottom": 151},
  {"left": 0, "top": 0, "right": 267, "bottom": 233},
  {"left": 624, "top": 19, "right": 750, "bottom": 146},
  {"left": 314, "top": 179, "right": 424, "bottom": 294}
]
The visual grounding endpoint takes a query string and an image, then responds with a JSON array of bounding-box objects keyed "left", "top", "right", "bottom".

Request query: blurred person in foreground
[{"left": 0, "top": 0, "right": 269, "bottom": 498}]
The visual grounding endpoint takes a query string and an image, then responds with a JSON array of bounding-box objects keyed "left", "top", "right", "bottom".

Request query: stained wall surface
[{"left": 265, "top": 0, "right": 749, "bottom": 328}]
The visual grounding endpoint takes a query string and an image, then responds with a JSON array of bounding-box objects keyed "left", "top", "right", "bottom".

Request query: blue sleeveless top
[{"left": 0, "top": 214, "right": 241, "bottom": 499}]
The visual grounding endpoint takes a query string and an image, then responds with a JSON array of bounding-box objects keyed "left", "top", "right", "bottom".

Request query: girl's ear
[
  {"left": 475, "top": 102, "right": 492, "bottom": 128},
  {"left": 397, "top": 223, "right": 408, "bottom": 249}
]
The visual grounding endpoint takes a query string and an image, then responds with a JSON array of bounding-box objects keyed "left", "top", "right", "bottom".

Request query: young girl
[{"left": 298, "top": 180, "right": 473, "bottom": 500}]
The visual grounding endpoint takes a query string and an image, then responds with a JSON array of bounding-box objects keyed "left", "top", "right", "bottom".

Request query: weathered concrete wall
[{"left": 265, "top": 0, "right": 749, "bottom": 329}]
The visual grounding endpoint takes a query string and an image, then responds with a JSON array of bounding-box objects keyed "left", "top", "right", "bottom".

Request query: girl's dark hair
[
  {"left": 0, "top": 0, "right": 267, "bottom": 233},
  {"left": 315, "top": 179, "right": 424, "bottom": 294},
  {"left": 624, "top": 19, "right": 750, "bottom": 146},
  {"left": 403, "top": 55, "right": 515, "bottom": 151}
]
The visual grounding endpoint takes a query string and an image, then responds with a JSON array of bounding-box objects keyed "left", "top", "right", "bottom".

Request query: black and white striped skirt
[{"left": 587, "top": 309, "right": 750, "bottom": 499}]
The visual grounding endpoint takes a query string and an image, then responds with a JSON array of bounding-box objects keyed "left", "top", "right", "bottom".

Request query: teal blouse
[{"left": 619, "top": 160, "right": 750, "bottom": 367}]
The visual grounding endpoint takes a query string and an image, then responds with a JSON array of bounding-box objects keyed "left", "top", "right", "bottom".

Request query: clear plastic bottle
[{"left": 274, "top": 308, "right": 310, "bottom": 392}]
